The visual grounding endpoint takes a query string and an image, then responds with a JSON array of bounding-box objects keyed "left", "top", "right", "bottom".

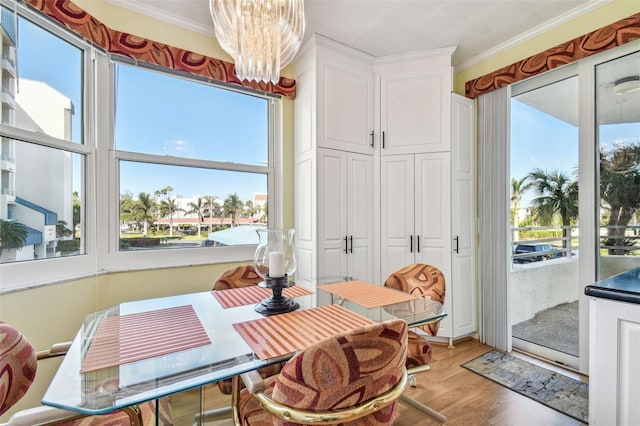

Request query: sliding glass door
[
  {"left": 510, "top": 70, "right": 580, "bottom": 369},
  {"left": 506, "top": 42, "right": 640, "bottom": 373}
]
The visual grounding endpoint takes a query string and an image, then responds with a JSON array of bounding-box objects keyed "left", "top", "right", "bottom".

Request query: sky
[
  {"left": 511, "top": 98, "right": 640, "bottom": 208},
  {"left": 17, "top": 15, "right": 268, "bottom": 204}
]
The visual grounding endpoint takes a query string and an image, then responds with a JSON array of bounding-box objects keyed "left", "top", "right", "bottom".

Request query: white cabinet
[
  {"left": 379, "top": 93, "right": 476, "bottom": 342},
  {"left": 589, "top": 296, "right": 640, "bottom": 425},
  {"left": 451, "top": 93, "right": 476, "bottom": 338},
  {"left": 294, "top": 36, "right": 475, "bottom": 343},
  {"left": 294, "top": 35, "right": 375, "bottom": 283},
  {"left": 380, "top": 153, "right": 451, "bottom": 281},
  {"left": 376, "top": 49, "right": 455, "bottom": 155},
  {"left": 318, "top": 149, "right": 374, "bottom": 280},
  {"left": 380, "top": 152, "right": 453, "bottom": 339}
]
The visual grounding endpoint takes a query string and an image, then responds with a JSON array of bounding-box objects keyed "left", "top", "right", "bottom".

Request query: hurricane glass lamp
[{"left": 253, "top": 228, "right": 298, "bottom": 315}]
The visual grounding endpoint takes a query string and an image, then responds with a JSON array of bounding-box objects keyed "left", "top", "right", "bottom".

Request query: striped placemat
[
  {"left": 212, "top": 285, "right": 313, "bottom": 308},
  {"left": 233, "top": 304, "right": 374, "bottom": 360},
  {"left": 80, "top": 305, "right": 211, "bottom": 373},
  {"left": 318, "top": 280, "right": 417, "bottom": 308}
]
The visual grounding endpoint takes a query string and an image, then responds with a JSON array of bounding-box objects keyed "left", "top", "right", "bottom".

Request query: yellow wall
[{"left": 2, "top": 0, "right": 640, "bottom": 420}]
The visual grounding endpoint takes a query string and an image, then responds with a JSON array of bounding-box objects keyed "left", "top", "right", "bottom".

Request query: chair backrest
[
  {"left": 212, "top": 265, "right": 262, "bottom": 290},
  {"left": 0, "top": 322, "right": 37, "bottom": 416},
  {"left": 270, "top": 319, "right": 407, "bottom": 426},
  {"left": 384, "top": 263, "right": 445, "bottom": 335}
]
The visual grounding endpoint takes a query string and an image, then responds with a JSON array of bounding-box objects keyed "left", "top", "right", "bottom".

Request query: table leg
[{"left": 399, "top": 394, "right": 447, "bottom": 425}]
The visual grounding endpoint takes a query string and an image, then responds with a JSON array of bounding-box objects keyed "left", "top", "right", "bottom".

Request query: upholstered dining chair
[
  {"left": 211, "top": 264, "right": 284, "bottom": 396},
  {"left": 232, "top": 319, "right": 409, "bottom": 426},
  {"left": 384, "top": 263, "right": 445, "bottom": 381},
  {"left": 0, "top": 321, "right": 172, "bottom": 426}
]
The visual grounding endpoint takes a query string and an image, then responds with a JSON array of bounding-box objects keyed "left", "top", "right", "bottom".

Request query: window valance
[
  {"left": 24, "top": 0, "right": 297, "bottom": 99},
  {"left": 466, "top": 12, "right": 640, "bottom": 98}
]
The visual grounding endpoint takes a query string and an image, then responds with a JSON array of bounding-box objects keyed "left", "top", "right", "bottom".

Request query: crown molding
[
  {"left": 456, "top": 0, "right": 613, "bottom": 73},
  {"left": 106, "top": 0, "right": 215, "bottom": 37}
]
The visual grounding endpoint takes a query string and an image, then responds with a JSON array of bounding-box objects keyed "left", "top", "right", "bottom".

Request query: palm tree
[
  {"left": 527, "top": 168, "right": 579, "bottom": 249},
  {"left": 133, "top": 192, "right": 156, "bottom": 238},
  {"left": 600, "top": 143, "right": 640, "bottom": 254},
  {"left": 0, "top": 219, "right": 28, "bottom": 256},
  {"left": 223, "top": 193, "right": 244, "bottom": 227},
  {"left": 245, "top": 200, "right": 257, "bottom": 221},
  {"left": 160, "top": 198, "right": 183, "bottom": 237},
  {"left": 511, "top": 176, "right": 532, "bottom": 241},
  {"left": 186, "top": 197, "right": 207, "bottom": 238}
]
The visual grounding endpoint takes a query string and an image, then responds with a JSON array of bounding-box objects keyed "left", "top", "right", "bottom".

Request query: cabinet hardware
[
  {"left": 370, "top": 131, "right": 374, "bottom": 148},
  {"left": 417, "top": 235, "right": 420, "bottom": 253},
  {"left": 382, "top": 131, "right": 386, "bottom": 149},
  {"left": 344, "top": 236, "right": 348, "bottom": 254},
  {"left": 349, "top": 235, "right": 353, "bottom": 253},
  {"left": 454, "top": 236, "right": 459, "bottom": 253},
  {"left": 410, "top": 235, "right": 413, "bottom": 253}
]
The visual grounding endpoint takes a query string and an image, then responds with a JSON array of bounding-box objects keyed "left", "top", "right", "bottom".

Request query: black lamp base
[{"left": 255, "top": 275, "right": 299, "bottom": 316}]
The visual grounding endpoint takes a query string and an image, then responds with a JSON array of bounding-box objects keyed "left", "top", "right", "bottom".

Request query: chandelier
[{"left": 209, "top": 0, "right": 305, "bottom": 84}]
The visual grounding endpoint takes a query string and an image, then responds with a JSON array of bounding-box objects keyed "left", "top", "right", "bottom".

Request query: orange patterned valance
[
  {"left": 24, "top": 0, "right": 296, "bottom": 98},
  {"left": 466, "top": 13, "right": 640, "bottom": 98}
]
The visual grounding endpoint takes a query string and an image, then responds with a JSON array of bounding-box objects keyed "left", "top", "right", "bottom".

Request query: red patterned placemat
[
  {"left": 80, "top": 305, "right": 211, "bottom": 373},
  {"left": 212, "top": 285, "right": 313, "bottom": 308},
  {"left": 318, "top": 280, "right": 417, "bottom": 308},
  {"left": 233, "top": 304, "right": 374, "bottom": 360}
]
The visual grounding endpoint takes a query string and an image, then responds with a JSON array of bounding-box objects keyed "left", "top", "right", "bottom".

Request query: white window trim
[{"left": 0, "top": 5, "right": 284, "bottom": 291}]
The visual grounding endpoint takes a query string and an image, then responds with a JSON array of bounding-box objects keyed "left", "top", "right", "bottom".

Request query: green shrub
[{"left": 57, "top": 239, "right": 80, "bottom": 253}]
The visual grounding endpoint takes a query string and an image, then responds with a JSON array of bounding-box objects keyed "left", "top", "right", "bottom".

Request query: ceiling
[{"left": 107, "top": 0, "right": 602, "bottom": 69}]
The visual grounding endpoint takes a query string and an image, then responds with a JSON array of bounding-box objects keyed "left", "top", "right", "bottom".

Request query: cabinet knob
[{"left": 370, "top": 131, "right": 374, "bottom": 148}]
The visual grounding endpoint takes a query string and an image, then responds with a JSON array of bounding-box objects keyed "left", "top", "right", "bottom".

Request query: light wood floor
[{"left": 169, "top": 338, "right": 588, "bottom": 425}]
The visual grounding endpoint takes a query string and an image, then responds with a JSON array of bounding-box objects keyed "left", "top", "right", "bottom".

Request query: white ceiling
[{"left": 107, "top": 0, "right": 605, "bottom": 70}]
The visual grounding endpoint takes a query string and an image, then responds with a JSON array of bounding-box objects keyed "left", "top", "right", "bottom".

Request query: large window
[
  {"left": 114, "top": 63, "right": 273, "bottom": 253},
  {"left": 0, "top": 3, "right": 282, "bottom": 290}
]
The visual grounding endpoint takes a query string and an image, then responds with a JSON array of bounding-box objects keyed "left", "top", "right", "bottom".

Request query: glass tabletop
[{"left": 42, "top": 279, "right": 445, "bottom": 416}]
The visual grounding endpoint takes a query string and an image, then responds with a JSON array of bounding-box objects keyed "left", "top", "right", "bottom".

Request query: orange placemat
[
  {"left": 318, "top": 280, "right": 417, "bottom": 308},
  {"left": 212, "top": 285, "right": 313, "bottom": 308},
  {"left": 80, "top": 305, "right": 211, "bottom": 373},
  {"left": 233, "top": 304, "right": 374, "bottom": 360}
]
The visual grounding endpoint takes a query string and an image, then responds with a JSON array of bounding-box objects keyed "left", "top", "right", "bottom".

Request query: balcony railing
[{"left": 512, "top": 224, "right": 640, "bottom": 264}]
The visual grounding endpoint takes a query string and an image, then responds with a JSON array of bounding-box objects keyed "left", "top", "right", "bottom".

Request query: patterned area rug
[{"left": 462, "top": 350, "right": 588, "bottom": 423}]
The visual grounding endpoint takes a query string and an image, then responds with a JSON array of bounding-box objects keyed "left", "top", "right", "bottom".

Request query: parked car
[{"left": 513, "top": 243, "right": 563, "bottom": 263}]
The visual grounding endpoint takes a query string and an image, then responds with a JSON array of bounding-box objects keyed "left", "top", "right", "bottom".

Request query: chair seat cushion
[{"left": 406, "top": 330, "right": 433, "bottom": 369}]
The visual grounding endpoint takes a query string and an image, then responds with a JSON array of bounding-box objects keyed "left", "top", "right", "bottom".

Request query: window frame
[
  {"left": 0, "top": 1, "right": 96, "bottom": 291},
  {"left": 0, "top": 3, "right": 284, "bottom": 291}
]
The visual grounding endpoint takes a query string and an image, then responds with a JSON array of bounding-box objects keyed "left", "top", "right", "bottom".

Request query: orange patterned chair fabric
[
  {"left": 384, "top": 264, "right": 445, "bottom": 369},
  {"left": 213, "top": 264, "right": 263, "bottom": 290},
  {"left": 212, "top": 264, "right": 283, "bottom": 394},
  {"left": 0, "top": 321, "right": 37, "bottom": 416},
  {"left": 237, "top": 319, "right": 408, "bottom": 426},
  {"left": 0, "top": 321, "right": 172, "bottom": 425}
]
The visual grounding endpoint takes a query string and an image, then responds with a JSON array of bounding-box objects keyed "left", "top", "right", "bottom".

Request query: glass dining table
[{"left": 41, "top": 278, "right": 446, "bottom": 424}]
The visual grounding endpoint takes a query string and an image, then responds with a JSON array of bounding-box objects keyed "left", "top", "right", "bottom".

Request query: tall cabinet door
[
  {"left": 451, "top": 93, "right": 476, "bottom": 337},
  {"left": 347, "top": 152, "right": 374, "bottom": 281},
  {"left": 380, "top": 154, "right": 415, "bottom": 281},
  {"left": 317, "top": 149, "right": 348, "bottom": 278},
  {"left": 414, "top": 152, "right": 452, "bottom": 337}
]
